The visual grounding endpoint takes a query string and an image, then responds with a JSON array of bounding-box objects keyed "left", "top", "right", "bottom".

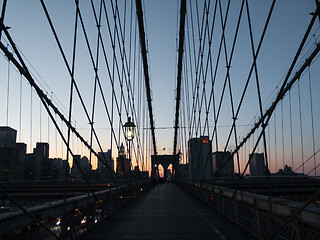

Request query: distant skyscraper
[
  {"left": 24, "top": 153, "right": 38, "bottom": 181},
  {"left": 213, "top": 151, "right": 234, "bottom": 177},
  {"left": 16, "top": 143, "right": 27, "bottom": 181},
  {"left": 188, "top": 136, "right": 212, "bottom": 180},
  {"left": 71, "top": 155, "right": 81, "bottom": 178},
  {"left": 51, "top": 158, "right": 63, "bottom": 179},
  {"left": 34, "top": 143, "right": 50, "bottom": 180},
  {"left": 0, "top": 127, "right": 18, "bottom": 181},
  {"left": 249, "top": 153, "right": 266, "bottom": 176},
  {"left": 98, "top": 150, "right": 114, "bottom": 179},
  {"left": 71, "top": 155, "right": 91, "bottom": 178},
  {"left": 0, "top": 126, "right": 17, "bottom": 148}
]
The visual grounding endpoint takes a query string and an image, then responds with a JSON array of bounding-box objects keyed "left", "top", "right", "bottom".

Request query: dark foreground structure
[{"left": 87, "top": 183, "right": 256, "bottom": 239}]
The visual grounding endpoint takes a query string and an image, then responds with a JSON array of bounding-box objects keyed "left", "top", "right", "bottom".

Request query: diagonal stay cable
[
  {"left": 214, "top": 8, "right": 320, "bottom": 227},
  {"left": 207, "top": 0, "right": 276, "bottom": 182},
  {"left": 77, "top": 0, "right": 141, "bottom": 193},
  {"left": 0, "top": 33, "right": 109, "bottom": 227},
  {"left": 110, "top": 0, "right": 145, "bottom": 169},
  {"left": 0, "top": 188, "right": 60, "bottom": 239},
  {"left": 38, "top": 0, "right": 126, "bottom": 203},
  {"left": 63, "top": 1, "right": 79, "bottom": 235}
]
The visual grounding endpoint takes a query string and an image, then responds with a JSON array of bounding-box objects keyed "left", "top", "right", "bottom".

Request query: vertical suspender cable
[
  {"left": 289, "top": 91, "right": 294, "bottom": 170},
  {"left": 281, "top": 99, "right": 285, "bottom": 168},
  {"left": 6, "top": 57, "right": 10, "bottom": 126},
  {"left": 297, "top": 79, "right": 304, "bottom": 174},
  {"left": 19, "top": 74, "right": 22, "bottom": 142},
  {"left": 30, "top": 86, "right": 33, "bottom": 152},
  {"left": 47, "top": 92, "right": 50, "bottom": 143},
  {"left": 308, "top": 66, "right": 316, "bottom": 176},
  {"left": 274, "top": 103, "right": 277, "bottom": 172}
]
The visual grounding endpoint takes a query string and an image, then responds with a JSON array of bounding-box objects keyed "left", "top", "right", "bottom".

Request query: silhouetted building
[
  {"left": 16, "top": 143, "right": 27, "bottom": 181},
  {"left": 50, "top": 158, "right": 70, "bottom": 180},
  {"left": 71, "top": 155, "right": 81, "bottom": 178},
  {"left": 116, "top": 143, "right": 130, "bottom": 176},
  {"left": 249, "top": 153, "right": 266, "bottom": 176},
  {"left": 0, "top": 127, "right": 16, "bottom": 148},
  {"left": 71, "top": 155, "right": 91, "bottom": 178},
  {"left": 188, "top": 136, "right": 212, "bottom": 180},
  {"left": 0, "top": 127, "right": 19, "bottom": 181},
  {"left": 24, "top": 153, "right": 38, "bottom": 181},
  {"left": 34, "top": 143, "right": 50, "bottom": 180},
  {"left": 98, "top": 150, "right": 114, "bottom": 179},
  {"left": 213, "top": 151, "right": 234, "bottom": 177},
  {"left": 274, "top": 164, "right": 299, "bottom": 176},
  {"left": 61, "top": 159, "right": 70, "bottom": 179},
  {"left": 132, "top": 166, "right": 149, "bottom": 180}
]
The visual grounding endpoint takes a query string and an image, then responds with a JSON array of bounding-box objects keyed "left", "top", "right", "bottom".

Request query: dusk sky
[{"left": 0, "top": 0, "right": 320, "bottom": 174}]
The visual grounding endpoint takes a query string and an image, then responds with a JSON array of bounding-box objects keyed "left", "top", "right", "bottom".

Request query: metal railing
[
  {"left": 0, "top": 180, "right": 153, "bottom": 239},
  {"left": 176, "top": 180, "right": 320, "bottom": 240}
]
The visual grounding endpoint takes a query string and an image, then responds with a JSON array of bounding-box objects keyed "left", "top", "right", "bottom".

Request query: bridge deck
[{"left": 87, "top": 183, "right": 257, "bottom": 239}]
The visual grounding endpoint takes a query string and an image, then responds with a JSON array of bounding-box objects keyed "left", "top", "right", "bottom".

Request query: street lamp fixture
[
  {"left": 123, "top": 117, "right": 136, "bottom": 175},
  {"left": 123, "top": 117, "right": 136, "bottom": 141}
]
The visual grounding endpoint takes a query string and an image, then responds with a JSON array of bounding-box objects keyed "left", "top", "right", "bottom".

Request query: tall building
[
  {"left": 0, "top": 127, "right": 17, "bottom": 148},
  {"left": 71, "top": 155, "right": 91, "bottom": 178},
  {"left": 213, "top": 151, "right": 234, "bottom": 177},
  {"left": 60, "top": 159, "right": 70, "bottom": 179},
  {"left": 116, "top": 143, "right": 130, "bottom": 175},
  {"left": 24, "top": 153, "right": 38, "bottom": 181},
  {"left": 0, "top": 127, "right": 18, "bottom": 181},
  {"left": 71, "top": 155, "right": 81, "bottom": 178},
  {"left": 34, "top": 143, "right": 50, "bottom": 180},
  {"left": 249, "top": 153, "right": 266, "bottom": 176},
  {"left": 188, "top": 136, "right": 212, "bottom": 180},
  {"left": 16, "top": 143, "right": 27, "bottom": 181},
  {"left": 98, "top": 150, "right": 114, "bottom": 179}
]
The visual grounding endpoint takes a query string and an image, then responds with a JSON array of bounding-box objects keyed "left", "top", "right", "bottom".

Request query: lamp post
[{"left": 123, "top": 117, "right": 136, "bottom": 173}]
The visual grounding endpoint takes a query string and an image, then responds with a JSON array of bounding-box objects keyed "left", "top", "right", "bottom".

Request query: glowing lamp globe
[{"left": 123, "top": 117, "right": 136, "bottom": 141}]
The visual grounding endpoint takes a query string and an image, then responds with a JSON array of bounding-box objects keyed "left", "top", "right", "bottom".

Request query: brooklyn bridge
[{"left": 0, "top": 0, "right": 319, "bottom": 239}]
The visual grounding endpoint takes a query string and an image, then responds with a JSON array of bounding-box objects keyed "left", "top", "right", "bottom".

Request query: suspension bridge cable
[
  {"left": 289, "top": 91, "right": 294, "bottom": 170},
  {"left": 0, "top": 31, "right": 111, "bottom": 222},
  {"left": 0, "top": 188, "right": 61, "bottom": 240},
  {"left": 244, "top": 0, "right": 274, "bottom": 229},
  {"left": 89, "top": 0, "right": 103, "bottom": 169},
  {"left": 198, "top": 0, "right": 234, "bottom": 180},
  {"left": 234, "top": 3, "right": 319, "bottom": 154},
  {"left": 297, "top": 79, "right": 305, "bottom": 174},
  {"left": 39, "top": 0, "right": 120, "bottom": 183},
  {"left": 194, "top": 0, "right": 210, "bottom": 140},
  {"left": 0, "top": 20, "right": 119, "bottom": 201},
  {"left": 214, "top": 6, "right": 320, "bottom": 224},
  {"left": 102, "top": 0, "right": 145, "bottom": 162},
  {"left": 135, "top": 0, "right": 157, "bottom": 156},
  {"left": 0, "top": 0, "right": 7, "bottom": 40},
  {"left": 19, "top": 74, "right": 22, "bottom": 142},
  {"left": 6, "top": 55, "right": 10, "bottom": 126},
  {"left": 173, "top": 0, "right": 186, "bottom": 155},
  {"left": 308, "top": 66, "right": 317, "bottom": 176}
]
